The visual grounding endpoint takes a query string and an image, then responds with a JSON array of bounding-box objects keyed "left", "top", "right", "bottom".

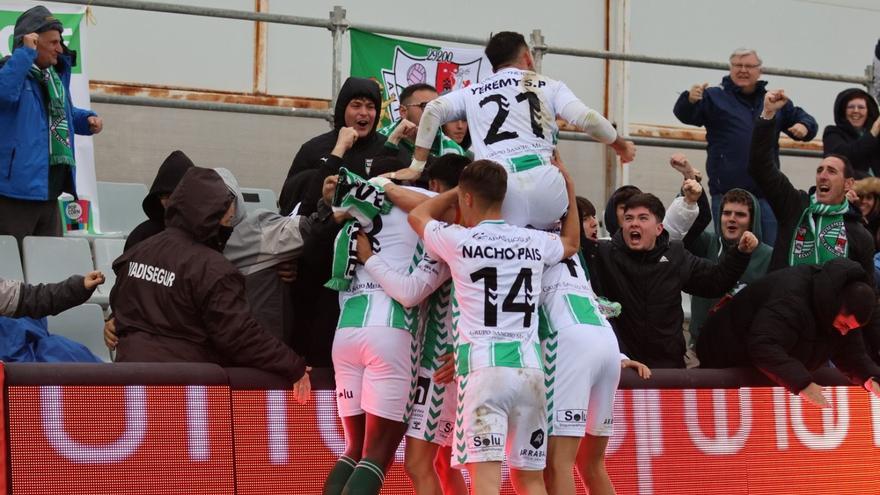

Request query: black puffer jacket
[
  {"left": 697, "top": 258, "right": 880, "bottom": 394},
  {"left": 822, "top": 88, "right": 880, "bottom": 178},
  {"left": 583, "top": 230, "right": 751, "bottom": 368},
  {"left": 111, "top": 167, "right": 306, "bottom": 381}
]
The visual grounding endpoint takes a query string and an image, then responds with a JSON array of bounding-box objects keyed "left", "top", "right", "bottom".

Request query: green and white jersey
[
  {"left": 431, "top": 68, "right": 580, "bottom": 172},
  {"left": 419, "top": 262, "right": 454, "bottom": 370},
  {"left": 539, "top": 255, "right": 612, "bottom": 337},
  {"left": 337, "top": 190, "right": 432, "bottom": 333},
  {"left": 423, "top": 219, "right": 565, "bottom": 376},
  {"left": 378, "top": 119, "right": 467, "bottom": 157},
  {"left": 363, "top": 248, "right": 454, "bottom": 369}
]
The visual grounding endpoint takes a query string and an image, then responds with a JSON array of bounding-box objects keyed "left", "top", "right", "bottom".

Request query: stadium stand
[
  {"left": 21, "top": 236, "right": 99, "bottom": 306},
  {"left": 91, "top": 237, "right": 125, "bottom": 306},
  {"left": 0, "top": 235, "right": 23, "bottom": 281},
  {"left": 240, "top": 187, "right": 278, "bottom": 213},
  {"left": 96, "top": 181, "right": 149, "bottom": 234},
  {"left": 46, "top": 303, "right": 110, "bottom": 362}
]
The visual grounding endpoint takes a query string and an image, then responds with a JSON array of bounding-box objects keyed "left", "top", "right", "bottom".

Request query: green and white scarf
[
  {"left": 378, "top": 120, "right": 467, "bottom": 157},
  {"left": 789, "top": 194, "right": 849, "bottom": 267},
  {"left": 325, "top": 168, "right": 393, "bottom": 291},
  {"left": 29, "top": 66, "right": 75, "bottom": 167}
]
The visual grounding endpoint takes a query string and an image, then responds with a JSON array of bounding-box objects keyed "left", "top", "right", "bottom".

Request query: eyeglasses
[
  {"left": 730, "top": 63, "right": 761, "bottom": 71},
  {"left": 403, "top": 101, "right": 430, "bottom": 110}
]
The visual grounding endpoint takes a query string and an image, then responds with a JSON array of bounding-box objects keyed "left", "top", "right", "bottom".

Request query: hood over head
[
  {"left": 212, "top": 167, "right": 247, "bottom": 227},
  {"left": 333, "top": 77, "right": 382, "bottom": 132},
  {"left": 832, "top": 88, "right": 879, "bottom": 134},
  {"left": 142, "top": 150, "right": 196, "bottom": 222},
  {"left": 13, "top": 6, "right": 62, "bottom": 49},
  {"left": 720, "top": 188, "right": 764, "bottom": 245},
  {"left": 164, "top": 167, "right": 236, "bottom": 247},
  {"left": 603, "top": 185, "right": 642, "bottom": 235}
]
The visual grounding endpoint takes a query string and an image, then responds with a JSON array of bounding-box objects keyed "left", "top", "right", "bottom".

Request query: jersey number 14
[{"left": 469, "top": 267, "right": 535, "bottom": 327}]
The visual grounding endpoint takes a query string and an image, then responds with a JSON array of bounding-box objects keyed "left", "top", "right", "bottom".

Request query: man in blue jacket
[
  {"left": 0, "top": 6, "right": 103, "bottom": 240},
  {"left": 674, "top": 48, "right": 817, "bottom": 246}
]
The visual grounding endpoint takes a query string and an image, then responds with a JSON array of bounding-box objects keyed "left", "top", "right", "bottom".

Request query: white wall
[{"left": 25, "top": 0, "right": 880, "bottom": 205}]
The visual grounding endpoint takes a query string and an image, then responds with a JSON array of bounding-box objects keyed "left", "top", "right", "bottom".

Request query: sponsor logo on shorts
[
  {"left": 470, "top": 433, "right": 504, "bottom": 451},
  {"left": 556, "top": 409, "right": 587, "bottom": 425},
  {"left": 413, "top": 376, "right": 431, "bottom": 406},
  {"left": 603, "top": 418, "right": 613, "bottom": 425},
  {"left": 411, "top": 420, "right": 422, "bottom": 430},
  {"left": 530, "top": 429, "right": 545, "bottom": 449},
  {"left": 440, "top": 421, "right": 454, "bottom": 435},
  {"left": 337, "top": 389, "right": 353, "bottom": 399}
]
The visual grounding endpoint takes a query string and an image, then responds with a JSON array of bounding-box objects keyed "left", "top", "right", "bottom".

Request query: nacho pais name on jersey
[{"left": 461, "top": 244, "right": 542, "bottom": 261}]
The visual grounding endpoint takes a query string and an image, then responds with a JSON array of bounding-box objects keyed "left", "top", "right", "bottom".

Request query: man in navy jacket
[
  {"left": 674, "top": 48, "right": 816, "bottom": 246},
  {"left": 0, "top": 6, "right": 103, "bottom": 240}
]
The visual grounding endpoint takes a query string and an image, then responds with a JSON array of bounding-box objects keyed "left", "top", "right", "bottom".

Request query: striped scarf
[
  {"left": 325, "top": 168, "right": 393, "bottom": 291},
  {"left": 789, "top": 193, "right": 849, "bottom": 267},
  {"left": 29, "top": 66, "right": 74, "bottom": 167}
]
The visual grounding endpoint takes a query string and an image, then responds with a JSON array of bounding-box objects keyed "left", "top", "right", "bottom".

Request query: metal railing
[{"left": 61, "top": 0, "right": 861, "bottom": 158}]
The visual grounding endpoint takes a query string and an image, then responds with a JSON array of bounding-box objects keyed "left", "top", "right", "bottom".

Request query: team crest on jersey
[{"left": 380, "top": 47, "right": 492, "bottom": 127}]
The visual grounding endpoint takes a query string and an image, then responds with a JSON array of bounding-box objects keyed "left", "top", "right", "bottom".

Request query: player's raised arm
[
  {"left": 387, "top": 93, "right": 465, "bottom": 182},
  {"left": 409, "top": 188, "right": 458, "bottom": 237},
  {"left": 552, "top": 154, "right": 581, "bottom": 258},
  {"left": 558, "top": 98, "right": 636, "bottom": 163}
]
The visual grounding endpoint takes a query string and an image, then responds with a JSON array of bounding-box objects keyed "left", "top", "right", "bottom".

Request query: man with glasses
[
  {"left": 379, "top": 83, "right": 467, "bottom": 162},
  {"left": 674, "top": 48, "right": 817, "bottom": 246}
]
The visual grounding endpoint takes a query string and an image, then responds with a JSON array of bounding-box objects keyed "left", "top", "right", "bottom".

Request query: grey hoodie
[{"left": 214, "top": 168, "right": 333, "bottom": 276}]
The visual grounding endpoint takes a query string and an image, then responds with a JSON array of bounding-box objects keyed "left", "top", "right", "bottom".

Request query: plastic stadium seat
[
  {"left": 22, "top": 236, "right": 95, "bottom": 286},
  {"left": 47, "top": 303, "right": 110, "bottom": 362},
  {"left": 96, "top": 181, "right": 148, "bottom": 234},
  {"left": 91, "top": 238, "right": 126, "bottom": 306},
  {"left": 240, "top": 187, "right": 277, "bottom": 213},
  {"left": 0, "top": 235, "right": 23, "bottom": 281}
]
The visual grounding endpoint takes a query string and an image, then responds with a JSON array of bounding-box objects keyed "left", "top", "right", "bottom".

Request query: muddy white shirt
[{"left": 423, "top": 219, "right": 564, "bottom": 375}]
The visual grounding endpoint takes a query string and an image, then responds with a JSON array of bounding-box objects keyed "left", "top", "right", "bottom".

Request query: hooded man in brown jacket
[{"left": 110, "top": 167, "right": 310, "bottom": 396}]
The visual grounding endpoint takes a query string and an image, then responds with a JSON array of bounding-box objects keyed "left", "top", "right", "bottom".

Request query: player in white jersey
[
  {"left": 539, "top": 252, "right": 650, "bottom": 495},
  {"left": 390, "top": 31, "right": 635, "bottom": 230},
  {"left": 409, "top": 160, "right": 580, "bottom": 495},
  {"left": 325, "top": 164, "right": 430, "bottom": 495},
  {"left": 359, "top": 155, "right": 471, "bottom": 495}
]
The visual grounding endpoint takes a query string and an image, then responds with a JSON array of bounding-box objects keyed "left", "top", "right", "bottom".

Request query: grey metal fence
[{"left": 61, "top": 0, "right": 869, "bottom": 158}]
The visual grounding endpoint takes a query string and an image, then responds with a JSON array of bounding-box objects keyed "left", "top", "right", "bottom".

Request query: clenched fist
[
  {"left": 84, "top": 271, "right": 105, "bottom": 290},
  {"left": 22, "top": 32, "right": 38, "bottom": 50},
  {"left": 688, "top": 82, "right": 709, "bottom": 104},
  {"left": 682, "top": 179, "right": 702, "bottom": 204},
  {"left": 762, "top": 90, "right": 789, "bottom": 119},
  {"left": 737, "top": 231, "right": 758, "bottom": 254}
]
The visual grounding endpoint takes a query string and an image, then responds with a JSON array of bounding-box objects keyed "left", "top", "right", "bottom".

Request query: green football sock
[
  {"left": 341, "top": 458, "right": 385, "bottom": 495},
  {"left": 323, "top": 455, "right": 357, "bottom": 495}
]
